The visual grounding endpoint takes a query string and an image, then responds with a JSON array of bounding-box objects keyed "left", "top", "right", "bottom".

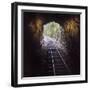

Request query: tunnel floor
[{"left": 46, "top": 44, "right": 71, "bottom": 76}]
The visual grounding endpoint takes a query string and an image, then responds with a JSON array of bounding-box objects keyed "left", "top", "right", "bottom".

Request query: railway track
[{"left": 47, "top": 46, "right": 71, "bottom": 76}]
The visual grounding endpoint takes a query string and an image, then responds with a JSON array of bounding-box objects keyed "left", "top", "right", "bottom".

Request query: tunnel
[{"left": 23, "top": 12, "right": 80, "bottom": 77}]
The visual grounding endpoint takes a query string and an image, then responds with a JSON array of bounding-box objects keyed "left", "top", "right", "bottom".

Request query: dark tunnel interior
[{"left": 22, "top": 11, "right": 80, "bottom": 77}]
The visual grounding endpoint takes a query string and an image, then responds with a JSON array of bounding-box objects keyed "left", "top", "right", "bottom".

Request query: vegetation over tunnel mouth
[{"left": 43, "top": 21, "right": 61, "bottom": 40}]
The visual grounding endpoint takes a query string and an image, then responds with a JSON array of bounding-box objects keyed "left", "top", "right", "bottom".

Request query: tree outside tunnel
[{"left": 43, "top": 21, "right": 61, "bottom": 40}]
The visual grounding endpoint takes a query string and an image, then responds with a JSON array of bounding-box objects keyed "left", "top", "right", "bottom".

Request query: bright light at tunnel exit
[{"left": 41, "top": 21, "right": 65, "bottom": 50}]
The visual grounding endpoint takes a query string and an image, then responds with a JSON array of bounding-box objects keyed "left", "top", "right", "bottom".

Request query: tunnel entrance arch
[{"left": 41, "top": 21, "right": 65, "bottom": 50}]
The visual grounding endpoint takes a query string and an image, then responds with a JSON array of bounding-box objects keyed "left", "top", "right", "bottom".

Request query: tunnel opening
[
  {"left": 41, "top": 21, "right": 67, "bottom": 53},
  {"left": 42, "top": 21, "right": 61, "bottom": 48}
]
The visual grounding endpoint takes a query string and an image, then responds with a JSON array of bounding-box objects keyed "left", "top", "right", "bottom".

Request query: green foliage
[{"left": 43, "top": 21, "right": 61, "bottom": 39}]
